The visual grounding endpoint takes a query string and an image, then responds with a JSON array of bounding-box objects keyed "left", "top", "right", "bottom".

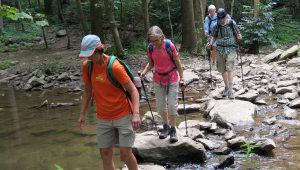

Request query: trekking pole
[
  {"left": 206, "top": 47, "right": 213, "bottom": 88},
  {"left": 180, "top": 81, "right": 188, "bottom": 137},
  {"left": 138, "top": 71, "right": 159, "bottom": 135},
  {"left": 237, "top": 45, "right": 245, "bottom": 89}
]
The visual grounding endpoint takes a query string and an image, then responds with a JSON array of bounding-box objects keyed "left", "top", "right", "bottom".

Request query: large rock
[
  {"left": 56, "top": 29, "right": 67, "bottom": 37},
  {"left": 289, "top": 98, "right": 300, "bottom": 108},
  {"left": 178, "top": 104, "right": 201, "bottom": 114},
  {"left": 279, "top": 45, "right": 299, "bottom": 61},
  {"left": 284, "top": 108, "right": 298, "bottom": 119},
  {"left": 277, "top": 80, "right": 298, "bottom": 88},
  {"left": 209, "top": 100, "right": 256, "bottom": 125},
  {"left": 287, "top": 57, "right": 300, "bottom": 67},
  {"left": 236, "top": 90, "right": 259, "bottom": 102},
  {"left": 251, "top": 138, "right": 276, "bottom": 154},
  {"left": 284, "top": 92, "right": 299, "bottom": 100},
  {"left": 27, "top": 75, "right": 46, "bottom": 87},
  {"left": 263, "top": 49, "right": 283, "bottom": 63},
  {"left": 183, "top": 69, "right": 199, "bottom": 84},
  {"left": 133, "top": 131, "right": 207, "bottom": 163},
  {"left": 275, "top": 86, "right": 296, "bottom": 94}
]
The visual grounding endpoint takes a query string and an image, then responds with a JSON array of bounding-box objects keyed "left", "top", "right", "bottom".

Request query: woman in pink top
[{"left": 140, "top": 25, "right": 184, "bottom": 143}]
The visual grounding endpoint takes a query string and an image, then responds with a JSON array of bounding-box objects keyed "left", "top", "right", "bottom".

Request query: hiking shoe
[
  {"left": 169, "top": 127, "right": 178, "bottom": 143},
  {"left": 228, "top": 90, "right": 235, "bottom": 99},
  {"left": 159, "top": 124, "right": 170, "bottom": 139},
  {"left": 222, "top": 88, "right": 229, "bottom": 97}
]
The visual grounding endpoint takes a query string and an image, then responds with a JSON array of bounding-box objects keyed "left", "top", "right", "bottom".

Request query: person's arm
[
  {"left": 204, "top": 16, "right": 209, "bottom": 37},
  {"left": 78, "top": 83, "right": 92, "bottom": 130},
  {"left": 140, "top": 57, "right": 154, "bottom": 78},
  {"left": 122, "top": 81, "right": 141, "bottom": 131},
  {"left": 232, "top": 20, "right": 242, "bottom": 40},
  {"left": 174, "top": 55, "right": 183, "bottom": 81}
]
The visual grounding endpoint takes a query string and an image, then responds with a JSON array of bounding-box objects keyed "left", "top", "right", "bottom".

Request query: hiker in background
[
  {"left": 77, "top": 35, "right": 141, "bottom": 170},
  {"left": 140, "top": 26, "right": 184, "bottom": 143},
  {"left": 207, "top": 8, "right": 242, "bottom": 99},
  {"left": 204, "top": 4, "right": 218, "bottom": 67}
]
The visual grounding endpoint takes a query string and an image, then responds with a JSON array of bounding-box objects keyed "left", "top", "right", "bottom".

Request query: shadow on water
[{"left": 1, "top": 83, "right": 300, "bottom": 170}]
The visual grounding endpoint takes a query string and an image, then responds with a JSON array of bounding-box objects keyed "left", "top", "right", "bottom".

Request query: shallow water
[{"left": 0, "top": 84, "right": 300, "bottom": 170}]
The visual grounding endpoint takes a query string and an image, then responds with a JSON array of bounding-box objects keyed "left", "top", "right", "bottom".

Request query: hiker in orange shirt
[{"left": 77, "top": 35, "right": 141, "bottom": 170}]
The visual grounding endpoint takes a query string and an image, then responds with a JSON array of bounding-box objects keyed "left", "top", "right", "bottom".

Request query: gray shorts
[
  {"left": 96, "top": 115, "right": 135, "bottom": 148},
  {"left": 217, "top": 50, "right": 236, "bottom": 73},
  {"left": 153, "top": 82, "right": 178, "bottom": 116}
]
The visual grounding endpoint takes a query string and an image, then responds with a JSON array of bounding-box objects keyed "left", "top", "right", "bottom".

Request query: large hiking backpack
[
  {"left": 148, "top": 39, "right": 177, "bottom": 69},
  {"left": 215, "top": 19, "right": 236, "bottom": 38},
  {"left": 87, "top": 55, "right": 135, "bottom": 96},
  {"left": 207, "top": 16, "right": 217, "bottom": 35}
]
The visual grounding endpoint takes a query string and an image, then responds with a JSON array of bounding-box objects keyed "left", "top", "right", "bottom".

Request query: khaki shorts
[
  {"left": 217, "top": 50, "right": 236, "bottom": 73},
  {"left": 96, "top": 114, "right": 135, "bottom": 148},
  {"left": 153, "top": 82, "right": 178, "bottom": 116}
]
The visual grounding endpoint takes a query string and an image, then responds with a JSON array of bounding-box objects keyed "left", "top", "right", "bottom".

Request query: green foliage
[
  {"left": 0, "top": 5, "right": 17, "bottom": 20},
  {"left": 0, "top": 60, "right": 19, "bottom": 70},
  {"left": 241, "top": 141, "right": 258, "bottom": 158},
  {"left": 54, "top": 164, "right": 64, "bottom": 170},
  {"left": 239, "top": 2, "right": 276, "bottom": 51}
]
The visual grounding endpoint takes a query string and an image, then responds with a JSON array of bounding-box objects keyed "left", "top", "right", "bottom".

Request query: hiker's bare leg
[
  {"left": 211, "top": 48, "right": 217, "bottom": 65},
  {"left": 222, "top": 72, "right": 229, "bottom": 87},
  {"left": 120, "top": 147, "right": 138, "bottom": 170},
  {"left": 100, "top": 148, "right": 115, "bottom": 170},
  {"left": 162, "top": 112, "right": 169, "bottom": 124},
  {"left": 169, "top": 115, "right": 176, "bottom": 127},
  {"left": 227, "top": 71, "right": 233, "bottom": 82}
]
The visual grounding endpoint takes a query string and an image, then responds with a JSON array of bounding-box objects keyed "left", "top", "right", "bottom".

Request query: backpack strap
[
  {"left": 216, "top": 19, "right": 236, "bottom": 38},
  {"left": 148, "top": 39, "right": 177, "bottom": 69},
  {"left": 208, "top": 16, "right": 217, "bottom": 35},
  {"left": 107, "top": 56, "right": 121, "bottom": 88}
]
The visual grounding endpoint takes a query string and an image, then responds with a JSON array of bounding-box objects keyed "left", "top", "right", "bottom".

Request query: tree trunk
[
  {"left": 141, "top": 0, "right": 150, "bottom": 36},
  {"left": 215, "top": 0, "right": 225, "bottom": 9},
  {"left": 16, "top": 0, "right": 25, "bottom": 32},
  {"left": 253, "top": 0, "right": 260, "bottom": 17},
  {"left": 36, "top": 0, "right": 42, "bottom": 11},
  {"left": 90, "top": 0, "right": 104, "bottom": 41},
  {"left": 76, "top": 0, "right": 89, "bottom": 35},
  {"left": 230, "top": 0, "right": 234, "bottom": 16},
  {"left": 0, "top": 0, "right": 3, "bottom": 33},
  {"left": 166, "top": 0, "right": 174, "bottom": 41},
  {"left": 181, "top": 0, "right": 196, "bottom": 53},
  {"left": 193, "top": 0, "right": 206, "bottom": 53},
  {"left": 57, "top": 0, "right": 71, "bottom": 49},
  {"left": 104, "top": 0, "right": 123, "bottom": 57},
  {"left": 44, "top": 0, "right": 54, "bottom": 15},
  {"left": 41, "top": 27, "right": 48, "bottom": 48},
  {"left": 27, "top": 0, "right": 32, "bottom": 7}
]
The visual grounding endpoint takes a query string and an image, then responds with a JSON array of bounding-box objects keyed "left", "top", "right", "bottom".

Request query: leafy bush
[
  {"left": 0, "top": 60, "right": 19, "bottom": 70},
  {"left": 239, "top": 2, "right": 276, "bottom": 54}
]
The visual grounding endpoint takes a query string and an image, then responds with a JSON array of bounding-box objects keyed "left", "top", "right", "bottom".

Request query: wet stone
[
  {"left": 215, "top": 155, "right": 235, "bottom": 169},
  {"left": 262, "top": 116, "right": 277, "bottom": 125},
  {"left": 213, "top": 146, "right": 232, "bottom": 155}
]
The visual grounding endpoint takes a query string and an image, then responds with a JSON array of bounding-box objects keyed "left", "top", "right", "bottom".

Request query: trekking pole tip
[{"left": 138, "top": 71, "right": 141, "bottom": 76}]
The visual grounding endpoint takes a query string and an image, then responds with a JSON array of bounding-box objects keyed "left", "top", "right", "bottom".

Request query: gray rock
[
  {"left": 213, "top": 146, "right": 232, "bottom": 155},
  {"left": 289, "top": 98, "right": 300, "bottom": 108},
  {"left": 277, "top": 80, "right": 298, "bottom": 88},
  {"left": 275, "top": 86, "right": 296, "bottom": 94},
  {"left": 236, "top": 90, "right": 259, "bottom": 102},
  {"left": 287, "top": 57, "right": 300, "bottom": 67},
  {"left": 227, "top": 136, "right": 246, "bottom": 148},
  {"left": 284, "top": 108, "right": 298, "bottom": 119},
  {"left": 183, "top": 69, "right": 199, "bottom": 84},
  {"left": 284, "top": 92, "right": 299, "bottom": 100},
  {"left": 133, "top": 131, "right": 207, "bottom": 163},
  {"left": 263, "top": 49, "right": 283, "bottom": 63},
  {"left": 27, "top": 76, "right": 46, "bottom": 87},
  {"left": 209, "top": 100, "right": 256, "bottom": 125},
  {"left": 205, "top": 99, "right": 216, "bottom": 116},
  {"left": 142, "top": 111, "right": 162, "bottom": 130},
  {"left": 224, "top": 131, "right": 236, "bottom": 141},
  {"left": 57, "top": 72, "right": 70, "bottom": 81},
  {"left": 255, "top": 98, "right": 267, "bottom": 105},
  {"left": 216, "top": 155, "right": 234, "bottom": 169},
  {"left": 277, "top": 99, "right": 290, "bottom": 104},
  {"left": 178, "top": 127, "right": 205, "bottom": 140},
  {"left": 251, "top": 138, "right": 276, "bottom": 154},
  {"left": 279, "top": 45, "right": 299, "bottom": 61},
  {"left": 195, "top": 138, "right": 219, "bottom": 150},
  {"left": 121, "top": 164, "right": 166, "bottom": 170},
  {"left": 178, "top": 103, "right": 201, "bottom": 114},
  {"left": 262, "top": 117, "right": 277, "bottom": 125},
  {"left": 56, "top": 29, "right": 67, "bottom": 37}
]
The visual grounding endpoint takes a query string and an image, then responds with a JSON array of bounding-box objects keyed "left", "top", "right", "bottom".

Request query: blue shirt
[{"left": 204, "top": 15, "right": 217, "bottom": 35}]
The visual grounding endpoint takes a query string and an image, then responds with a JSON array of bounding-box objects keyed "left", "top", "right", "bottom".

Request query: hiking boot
[
  {"left": 228, "top": 90, "right": 235, "bottom": 99},
  {"left": 222, "top": 87, "right": 229, "bottom": 97},
  {"left": 159, "top": 124, "right": 170, "bottom": 139},
  {"left": 169, "top": 126, "right": 178, "bottom": 143}
]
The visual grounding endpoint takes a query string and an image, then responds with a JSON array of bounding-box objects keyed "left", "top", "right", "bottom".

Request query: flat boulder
[
  {"left": 279, "top": 45, "right": 299, "bottom": 61},
  {"left": 133, "top": 131, "right": 207, "bottom": 163},
  {"left": 287, "top": 57, "right": 300, "bottom": 67},
  {"left": 263, "top": 49, "right": 283, "bottom": 63},
  {"left": 209, "top": 100, "right": 256, "bottom": 125}
]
